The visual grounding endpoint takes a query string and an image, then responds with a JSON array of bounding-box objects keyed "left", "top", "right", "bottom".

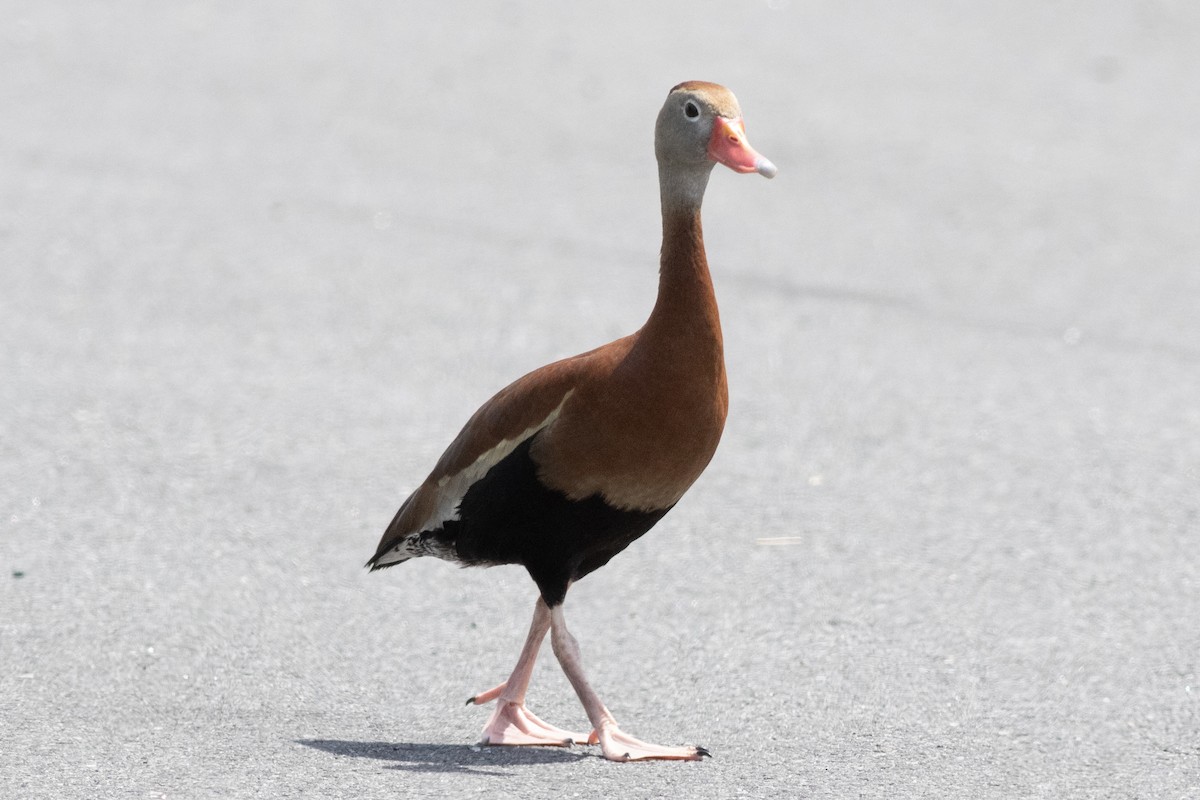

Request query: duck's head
[{"left": 655, "top": 81, "right": 777, "bottom": 181}]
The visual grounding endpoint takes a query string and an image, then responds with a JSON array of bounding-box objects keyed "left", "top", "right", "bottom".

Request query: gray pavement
[{"left": 3, "top": 2, "right": 1199, "bottom": 798}]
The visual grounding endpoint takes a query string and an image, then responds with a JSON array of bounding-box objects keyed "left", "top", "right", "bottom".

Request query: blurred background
[{"left": 2, "top": 2, "right": 1198, "bottom": 797}]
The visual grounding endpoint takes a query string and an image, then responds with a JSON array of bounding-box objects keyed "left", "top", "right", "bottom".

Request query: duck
[{"left": 368, "top": 81, "right": 775, "bottom": 762}]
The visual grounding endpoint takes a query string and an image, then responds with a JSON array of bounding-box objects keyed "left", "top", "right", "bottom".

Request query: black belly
[{"left": 438, "top": 436, "right": 671, "bottom": 606}]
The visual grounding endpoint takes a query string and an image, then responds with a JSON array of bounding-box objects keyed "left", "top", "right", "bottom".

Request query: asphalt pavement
[{"left": 2, "top": 2, "right": 1199, "bottom": 798}]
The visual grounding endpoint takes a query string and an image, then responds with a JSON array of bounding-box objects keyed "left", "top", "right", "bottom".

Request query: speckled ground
[{"left": 3, "top": 3, "right": 1198, "bottom": 798}]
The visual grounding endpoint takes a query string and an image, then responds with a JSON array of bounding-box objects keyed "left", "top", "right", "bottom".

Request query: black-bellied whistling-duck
[{"left": 368, "top": 81, "right": 775, "bottom": 762}]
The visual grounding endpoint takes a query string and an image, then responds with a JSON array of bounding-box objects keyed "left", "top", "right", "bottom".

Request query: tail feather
[
  {"left": 365, "top": 530, "right": 419, "bottom": 571},
  {"left": 366, "top": 529, "right": 449, "bottom": 571},
  {"left": 369, "top": 469, "right": 464, "bottom": 572},
  {"left": 365, "top": 552, "right": 411, "bottom": 571},
  {"left": 367, "top": 494, "right": 418, "bottom": 571}
]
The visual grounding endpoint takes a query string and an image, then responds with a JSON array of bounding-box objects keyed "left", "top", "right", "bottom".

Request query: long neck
[
  {"left": 636, "top": 162, "right": 724, "bottom": 376},
  {"left": 652, "top": 208, "right": 716, "bottom": 327}
]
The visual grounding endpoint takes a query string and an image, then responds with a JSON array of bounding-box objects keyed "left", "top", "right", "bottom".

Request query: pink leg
[
  {"left": 548, "top": 603, "right": 709, "bottom": 762},
  {"left": 470, "top": 598, "right": 589, "bottom": 747}
]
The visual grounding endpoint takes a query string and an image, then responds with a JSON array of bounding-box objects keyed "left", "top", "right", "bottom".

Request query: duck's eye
[{"left": 683, "top": 101, "right": 700, "bottom": 120}]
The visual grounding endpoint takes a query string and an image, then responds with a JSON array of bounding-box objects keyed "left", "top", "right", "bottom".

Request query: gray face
[{"left": 654, "top": 85, "right": 743, "bottom": 170}]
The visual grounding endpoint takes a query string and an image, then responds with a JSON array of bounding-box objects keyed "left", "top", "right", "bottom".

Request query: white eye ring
[{"left": 683, "top": 100, "right": 701, "bottom": 120}]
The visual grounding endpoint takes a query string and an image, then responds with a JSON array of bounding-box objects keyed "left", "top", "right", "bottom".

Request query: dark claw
[
  {"left": 695, "top": 746, "right": 712, "bottom": 758},
  {"left": 465, "top": 695, "right": 477, "bottom": 706}
]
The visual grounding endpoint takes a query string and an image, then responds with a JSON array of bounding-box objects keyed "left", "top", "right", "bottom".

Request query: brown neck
[
  {"left": 635, "top": 207, "right": 724, "bottom": 376},
  {"left": 649, "top": 158, "right": 719, "bottom": 335},
  {"left": 654, "top": 209, "right": 716, "bottom": 320}
]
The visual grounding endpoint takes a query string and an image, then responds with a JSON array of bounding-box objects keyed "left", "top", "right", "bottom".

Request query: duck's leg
[
  {"left": 470, "top": 597, "right": 590, "bottom": 747},
  {"left": 548, "top": 602, "right": 709, "bottom": 762}
]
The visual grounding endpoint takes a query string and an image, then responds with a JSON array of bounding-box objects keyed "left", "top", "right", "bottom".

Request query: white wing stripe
[{"left": 413, "top": 394, "right": 570, "bottom": 535}]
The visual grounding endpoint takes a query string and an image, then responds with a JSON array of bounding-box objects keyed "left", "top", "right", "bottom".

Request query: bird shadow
[{"left": 298, "top": 739, "right": 591, "bottom": 775}]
